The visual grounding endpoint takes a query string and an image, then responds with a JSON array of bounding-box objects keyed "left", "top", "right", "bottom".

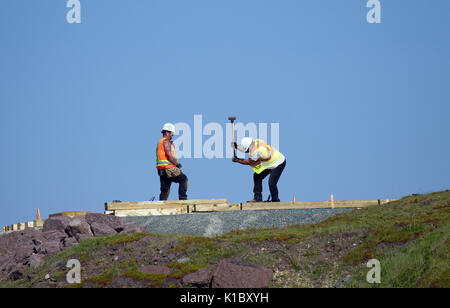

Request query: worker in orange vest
[
  {"left": 232, "top": 137, "right": 286, "bottom": 202},
  {"left": 156, "top": 123, "right": 188, "bottom": 200}
]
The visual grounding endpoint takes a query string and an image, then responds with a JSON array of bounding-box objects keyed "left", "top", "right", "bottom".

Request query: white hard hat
[
  {"left": 162, "top": 123, "right": 176, "bottom": 133},
  {"left": 240, "top": 137, "right": 253, "bottom": 152}
]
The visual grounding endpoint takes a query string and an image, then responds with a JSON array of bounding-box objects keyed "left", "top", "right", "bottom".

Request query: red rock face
[
  {"left": 0, "top": 213, "right": 144, "bottom": 281},
  {"left": 211, "top": 258, "right": 272, "bottom": 288},
  {"left": 182, "top": 268, "right": 211, "bottom": 287}
]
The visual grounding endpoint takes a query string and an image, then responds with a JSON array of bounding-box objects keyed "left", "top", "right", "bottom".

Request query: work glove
[
  {"left": 232, "top": 157, "right": 240, "bottom": 163},
  {"left": 176, "top": 163, "right": 182, "bottom": 168}
]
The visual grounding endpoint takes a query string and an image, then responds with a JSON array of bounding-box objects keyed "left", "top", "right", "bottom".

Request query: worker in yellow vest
[
  {"left": 232, "top": 137, "right": 286, "bottom": 202},
  {"left": 156, "top": 123, "right": 188, "bottom": 200}
]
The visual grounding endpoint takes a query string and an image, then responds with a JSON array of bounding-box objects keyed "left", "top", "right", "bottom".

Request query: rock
[
  {"left": 27, "top": 231, "right": 65, "bottom": 255},
  {"left": 121, "top": 224, "right": 146, "bottom": 234},
  {"left": 9, "top": 270, "right": 24, "bottom": 281},
  {"left": 61, "top": 237, "right": 78, "bottom": 248},
  {"left": 182, "top": 268, "right": 211, "bottom": 287},
  {"left": 211, "top": 258, "right": 272, "bottom": 288},
  {"left": 0, "top": 256, "right": 9, "bottom": 268},
  {"left": 0, "top": 257, "right": 14, "bottom": 276},
  {"left": 85, "top": 213, "right": 124, "bottom": 232},
  {"left": 42, "top": 216, "right": 72, "bottom": 233},
  {"left": 90, "top": 222, "right": 118, "bottom": 237},
  {"left": 177, "top": 257, "right": 190, "bottom": 264},
  {"left": 32, "top": 238, "right": 42, "bottom": 246},
  {"left": 29, "top": 254, "right": 44, "bottom": 268},
  {"left": 137, "top": 235, "right": 153, "bottom": 246},
  {"left": 138, "top": 265, "right": 171, "bottom": 275},
  {"left": 36, "top": 240, "right": 61, "bottom": 255},
  {"left": 75, "top": 233, "right": 93, "bottom": 242},
  {"left": 66, "top": 218, "right": 93, "bottom": 238},
  {"left": 0, "top": 232, "right": 21, "bottom": 256},
  {"left": 41, "top": 230, "right": 67, "bottom": 242},
  {"left": 334, "top": 274, "right": 352, "bottom": 288},
  {"left": 14, "top": 243, "right": 34, "bottom": 262}
]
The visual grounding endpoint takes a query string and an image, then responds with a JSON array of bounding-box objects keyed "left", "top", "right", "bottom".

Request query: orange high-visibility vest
[
  {"left": 156, "top": 137, "right": 177, "bottom": 169},
  {"left": 249, "top": 139, "right": 282, "bottom": 174}
]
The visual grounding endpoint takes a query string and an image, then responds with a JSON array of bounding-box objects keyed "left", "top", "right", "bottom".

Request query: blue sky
[{"left": 1, "top": 0, "right": 449, "bottom": 228}]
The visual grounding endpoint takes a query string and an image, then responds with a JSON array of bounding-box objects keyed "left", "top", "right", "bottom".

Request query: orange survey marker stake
[
  {"left": 37, "top": 208, "right": 41, "bottom": 221},
  {"left": 292, "top": 196, "right": 296, "bottom": 204},
  {"left": 331, "top": 194, "right": 334, "bottom": 209}
]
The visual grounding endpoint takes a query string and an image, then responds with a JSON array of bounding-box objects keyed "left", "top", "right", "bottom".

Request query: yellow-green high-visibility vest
[{"left": 249, "top": 139, "right": 282, "bottom": 174}]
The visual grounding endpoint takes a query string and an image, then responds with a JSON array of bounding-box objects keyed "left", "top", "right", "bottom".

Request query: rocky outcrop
[
  {"left": 211, "top": 258, "right": 272, "bottom": 288},
  {"left": 85, "top": 213, "right": 124, "bottom": 232},
  {"left": 0, "top": 214, "right": 145, "bottom": 281},
  {"left": 66, "top": 218, "right": 93, "bottom": 240},
  {"left": 182, "top": 268, "right": 211, "bottom": 287},
  {"left": 42, "top": 216, "right": 72, "bottom": 233},
  {"left": 90, "top": 222, "right": 117, "bottom": 236}
]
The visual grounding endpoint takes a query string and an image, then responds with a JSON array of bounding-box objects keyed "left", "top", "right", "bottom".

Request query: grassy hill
[{"left": 1, "top": 190, "right": 449, "bottom": 288}]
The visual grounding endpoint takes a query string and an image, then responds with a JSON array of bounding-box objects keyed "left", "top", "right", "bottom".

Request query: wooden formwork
[
  {"left": 104, "top": 198, "right": 398, "bottom": 217},
  {"left": 49, "top": 211, "right": 91, "bottom": 218},
  {"left": 105, "top": 199, "right": 228, "bottom": 217},
  {"left": 2, "top": 220, "right": 44, "bottom": 233}
]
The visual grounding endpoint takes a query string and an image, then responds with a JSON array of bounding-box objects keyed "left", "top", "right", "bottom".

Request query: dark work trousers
[
  {"left": 253, "top": 160, "right": 286, "bottom": 202},
  {"left": 158, "top": 169, "right": 188, "bottom": 201}
]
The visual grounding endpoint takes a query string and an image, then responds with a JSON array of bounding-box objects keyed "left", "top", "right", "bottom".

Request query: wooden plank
[
  {"left": 242, "top": 202, "right": 302, "bottom": 211},
  {"left": 242, "top": 199, "right": 398, "bottom": 211},
  {"left": 192, "top": 203, "right": 241, "bottom": 212},
  {"left": 25, "top": 221, "right": 34, "bottom": 229},
  {"left": 333, "top": 200, "right": 379, "bottom": 207},
  {"left": 49, "top": 211, "right": 91, "bottom": 218},
  {"left": 112, "top": 205, "right": 189, "bottom": 217},
  {"left": 379, "top": 199, "right": 397, "bottom": 204},
  {"left": 35, "top": 220, "right": 44, "bottom": 228},
  {"left": 106, "top": 199, "right": 227, "bottom": 211}
]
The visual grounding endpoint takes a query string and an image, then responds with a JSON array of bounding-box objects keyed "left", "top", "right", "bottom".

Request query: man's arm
[
  {"left": 234, "top": 157, "right": 259, "bottom": 165},
  {"left": 163, "top": 140, "right": 179, "bottom": 166},
  {"left": 231, "top": 142, "right": 247, "bottom": 153}
]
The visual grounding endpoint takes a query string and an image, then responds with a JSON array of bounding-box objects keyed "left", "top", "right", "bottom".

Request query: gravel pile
[{"left": 124, "top": 208, "right": 355, "bottom": 237}]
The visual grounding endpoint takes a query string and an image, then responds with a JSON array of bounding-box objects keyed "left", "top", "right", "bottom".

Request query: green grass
[{"left": 347, "top": 220, "right": 450, "bottom": 288}]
